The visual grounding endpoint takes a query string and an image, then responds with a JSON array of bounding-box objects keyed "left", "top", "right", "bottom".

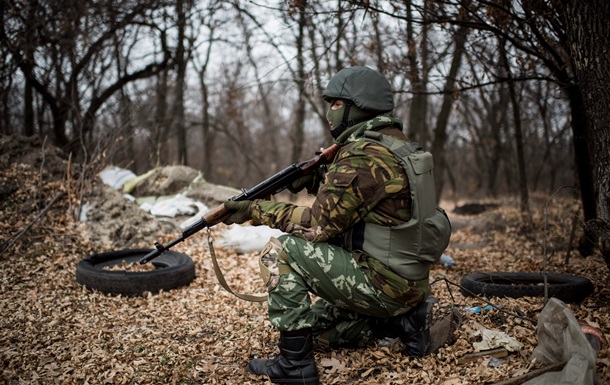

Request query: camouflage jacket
[{"left": 250, "top": 114, "right": 428, "bottom": 302}]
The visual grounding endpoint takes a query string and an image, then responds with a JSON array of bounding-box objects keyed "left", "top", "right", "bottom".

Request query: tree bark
[
  {"left": 561, "top": 0, "right": 610, "bottom": 223},
  {"left": 174, "top": 0, "right": 188, "bottom": 165},
  {"left": 561, "top": 0, "right": 610, "bottom": 265},
  {"left": 406, "top": 0, "right": 429, "bottom": 146},
  {"left": 292, "top": 0, "right": 307, "bottom": 164},
  {"left": 154, "top": 66, "right": 169, "bottom": 167},
  {"left": 23, "top": 1, "right": 37, "bottom": 136},
  {"left": 431, "top": 22, "right": 469, "bottom": 203},
  {"left": 564, "top": 84, "right": 597, "bottom": 223},
  {"left": 334, "top": 0, "right": 344, "bottom": 72},
  {"left": 499, "top": 39, "right": 529, "bottom": 213}
]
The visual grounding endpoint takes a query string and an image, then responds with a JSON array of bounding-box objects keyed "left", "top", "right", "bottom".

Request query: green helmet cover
[{"left": 323, "top": 66, "right": 394, "bottom": 112}]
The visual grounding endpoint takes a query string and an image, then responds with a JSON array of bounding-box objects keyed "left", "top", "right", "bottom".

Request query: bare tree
[
  {"left": 291, "top": 0, "right": 308, "bottom": 163},
  {"left": 430, "top": 21, "right": 469, "bottom": 203},
  {"left": 421, "top": 0, "right": 597, "bottom": 221},
  {"left": 499, "top": 38, "right": 529, "bottom": 213},
  {"left": 172, "top": 0, "right": 195, "bottom": 165},
  {"left": 528, "top": 81, "right": 572, "bottom": 194},
  {"left": 405, "top": 0, "right": 430, "bottom": 146},
  {"left": 192, "top": 2, "right": 225, "bottom": 179},
  {"left": 1, "top": 0, "right": 173, "bottom": 157},
  {"left": 560, "top": 0, "right": 610, "bottom": 263}
]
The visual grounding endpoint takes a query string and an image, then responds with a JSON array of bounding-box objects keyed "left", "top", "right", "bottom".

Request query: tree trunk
[
  {"left": 200, "top": 74, "right": 212, "bottom": 177},
  {"left": 119, "top": 90, "right": 134, "bottom": 171},
  {"left": 155, "top": 68, "right": 169, "bottom": 167},
  {"left": 406, "top": 0, "right": 429, "bottom": 146},
  {"left": 431, "top": 23, "right": 468, "bottom": 203},
  {"left": 371, "top": 9, "right": 385, "bottom": 72},
  {"left": 292, "top": 0, "right": 307, "bottom": 164},
  {"left": 334, "top": 0, "right": 344, "bottom": 72},
  {"left": 565, "top": 84, "right": 596, "bottom": 222},
  {"left": 174, "top": 0, "right": 188, "bottom": 165},
  {"left": 24, "top": 78, "right": 35, "bottom": 136},
  {"left": 23, "top": 0, "right": 37, "bottom": 136},
  {"left": 499, "top": 39, "right": 529, "bottom": 213},
  {"left": 562, "top": 0, "right": 610, "bottom": 265},
  {"left": 562, "top": 1, "right": 610, "bottom": 222},
  {"left": 307, "top": 21, "right": 333, "bottom": 144}
]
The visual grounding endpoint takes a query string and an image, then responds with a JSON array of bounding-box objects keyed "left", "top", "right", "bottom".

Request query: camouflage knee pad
[{"left": 258, "top": 237, "right": 294, "bottom": 292}]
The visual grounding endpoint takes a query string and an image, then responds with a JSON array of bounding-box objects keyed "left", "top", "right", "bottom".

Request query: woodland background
[
  {"left": 2, "top": 0, "right": 609, "bottom": 228},
  {"left": 2, "top": 1, "right": 610, "bottom": 384}
]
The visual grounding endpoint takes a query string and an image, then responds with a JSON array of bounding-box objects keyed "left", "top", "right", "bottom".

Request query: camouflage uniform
[
  {"left": 237, "top": 67, "right": 453, "bottom": 384},
  {"left": 250, "top": 114, "right": 429, "bottom": 348}
]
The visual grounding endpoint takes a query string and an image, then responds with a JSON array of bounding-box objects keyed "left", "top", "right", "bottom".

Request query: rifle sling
[{"left": 205, "top": 227, "right": 268, "bottom": 302}]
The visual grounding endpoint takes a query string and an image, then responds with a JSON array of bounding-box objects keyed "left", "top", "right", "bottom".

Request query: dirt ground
[{"left": 1, "top": 135, "right": 609, "bottom": 384}]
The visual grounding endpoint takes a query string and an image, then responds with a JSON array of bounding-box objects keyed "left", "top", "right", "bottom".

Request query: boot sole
[{"left": 427, "top": 306, "right": 462, "bottom": 354}]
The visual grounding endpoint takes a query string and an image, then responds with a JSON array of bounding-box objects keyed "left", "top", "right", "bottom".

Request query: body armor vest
[{"left": 347, "top": 131, "right": 451, "bottom": 281}]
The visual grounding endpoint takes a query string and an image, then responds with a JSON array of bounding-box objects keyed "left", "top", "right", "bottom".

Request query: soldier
[{"left": 223, "top": 66, "right": 455, "bottom": 385}]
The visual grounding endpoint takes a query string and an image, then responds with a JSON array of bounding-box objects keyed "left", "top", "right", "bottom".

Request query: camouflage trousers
[{"left": 258, "top": 234, "right": 421, "bottom": 348}]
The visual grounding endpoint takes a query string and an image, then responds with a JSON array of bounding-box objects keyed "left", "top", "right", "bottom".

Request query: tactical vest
[{"left": 346, "top": 131, "right": 451, "bottom": 281}]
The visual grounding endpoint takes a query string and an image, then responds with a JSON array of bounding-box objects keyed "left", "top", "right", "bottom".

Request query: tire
[
  {"left": 459, "top": 272, "right": 594, "bottom": 303},
  {"left": 76, "top": 248, "right": 195, "bottom": 296}
]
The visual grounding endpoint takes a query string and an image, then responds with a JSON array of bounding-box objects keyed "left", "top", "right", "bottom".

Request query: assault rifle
[{"left": 139, "top": 144, "right": 340, "bottom": 264}]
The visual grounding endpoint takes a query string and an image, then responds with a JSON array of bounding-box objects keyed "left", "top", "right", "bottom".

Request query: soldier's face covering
[{"left": 326, "top": 99, "right": 345, "bottom": 130}]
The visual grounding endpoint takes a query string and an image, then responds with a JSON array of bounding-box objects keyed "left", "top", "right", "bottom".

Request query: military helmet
[{"left": 323, "top": 66, "right": 394, "bottom": 112}]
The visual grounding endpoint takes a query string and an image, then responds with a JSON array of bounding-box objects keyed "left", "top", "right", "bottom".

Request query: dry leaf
[{"left": 1, "top": 142, "right": 609, "bottom": 385}]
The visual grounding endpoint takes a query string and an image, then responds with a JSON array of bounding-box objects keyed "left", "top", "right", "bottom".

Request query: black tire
[
  {"left": 76, "top": 249, "right": 195, "bottom": 296},
  {"left": 460, "top": 272, "right": 594, "bottom": 303}
]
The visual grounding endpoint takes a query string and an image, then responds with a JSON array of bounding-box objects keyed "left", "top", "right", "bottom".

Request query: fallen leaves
[{"left": 1, "top": 159, "right": 609, "bottom": 384}]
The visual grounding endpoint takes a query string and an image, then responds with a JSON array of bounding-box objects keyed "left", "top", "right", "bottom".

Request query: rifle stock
[{"left": 140, "top": 144, "right": 340, "bottom": 264}]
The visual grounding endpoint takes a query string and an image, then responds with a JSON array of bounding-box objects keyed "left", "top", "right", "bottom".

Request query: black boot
[
  {"left": 247, "top": 328, "right": 319, "bottom": 385},
  {"left": 369, "top": 297, "right": 459, "bottom": 356}
]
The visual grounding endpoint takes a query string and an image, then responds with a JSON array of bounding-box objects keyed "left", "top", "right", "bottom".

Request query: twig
[
  {"left": 457, "top": 347, "right": 509, "bottom": 364},
  {"left": 0, "top": 191, "right": 64, "bottom": 259},
  {"left": 491, "top": 361, "right": 567, "bottom": 385}
]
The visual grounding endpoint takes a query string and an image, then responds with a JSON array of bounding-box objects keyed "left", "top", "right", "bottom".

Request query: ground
[{"left": 1, "top": 135, "right": 609, "bottom": 384}]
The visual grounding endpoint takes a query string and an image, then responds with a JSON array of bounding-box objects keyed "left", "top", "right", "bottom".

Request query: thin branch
[{"left": 0, "top": 191, "right": 64, "bottom": 259}]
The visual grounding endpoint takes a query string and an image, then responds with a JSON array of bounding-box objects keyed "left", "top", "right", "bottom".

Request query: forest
[
  {"left": 2, "top": 1, "right": 610, "bottom": 384},
  {"left": 1, "top": 0, "right": 607, "bottom": 213}
]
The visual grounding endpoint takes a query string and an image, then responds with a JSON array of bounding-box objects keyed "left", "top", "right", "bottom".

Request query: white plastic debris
[
  {"left": 216, "top": 224, "right": 286, "bottom": 253},
  {"left": 473, "top": 329, "right": 523, "bottom": 352},
  {"left": 99, "top": 166, "right": 137, "bottom": 189},
  {"left": 78, "top": 203, "right": 93, "bottom": 222},
  {"left": 440, "top": 253, "right": 456, "bottom": 267},
  {"left": 147, "top": 194, "right": 208, "bottom": 218}
]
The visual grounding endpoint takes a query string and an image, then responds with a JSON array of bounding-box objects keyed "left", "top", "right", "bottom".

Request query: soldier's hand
[
  {"left": 287, "top": 166, "right": 326, "bottom": 195},
  {"left": 223, "top": 200, "right": 253, "bottom": 225}
]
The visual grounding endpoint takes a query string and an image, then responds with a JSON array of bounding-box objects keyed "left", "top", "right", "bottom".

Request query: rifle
[{"left": 139, "top": 144, "right": 340, "bottom": 264}]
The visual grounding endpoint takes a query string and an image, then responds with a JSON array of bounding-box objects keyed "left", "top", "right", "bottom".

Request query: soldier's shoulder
[
  {"left": 342, "top": 137, "right": 390, "bottom": 156},
  {"left": 339, "top": 138, "right": 403, "bottom": 173}
]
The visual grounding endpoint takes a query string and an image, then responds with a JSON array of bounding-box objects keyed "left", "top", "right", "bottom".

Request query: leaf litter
[{"left": 1, "top": 139, "right": 609, "bottom": 384}]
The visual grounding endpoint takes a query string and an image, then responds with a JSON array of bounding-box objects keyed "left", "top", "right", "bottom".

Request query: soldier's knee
[{"left": 258, "top": 237, "right": 294, "bottom": 291}]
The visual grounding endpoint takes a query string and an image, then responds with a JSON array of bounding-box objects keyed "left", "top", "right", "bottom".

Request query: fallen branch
[
  {"left": 0, "top": 191, "right": 64, "bottom": 259},
  {"left": 491, "top": 361, "right": 567, "bottom": 385},
  {"left": 457, "top": 348, "right": 509, "bottom": 364}
]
